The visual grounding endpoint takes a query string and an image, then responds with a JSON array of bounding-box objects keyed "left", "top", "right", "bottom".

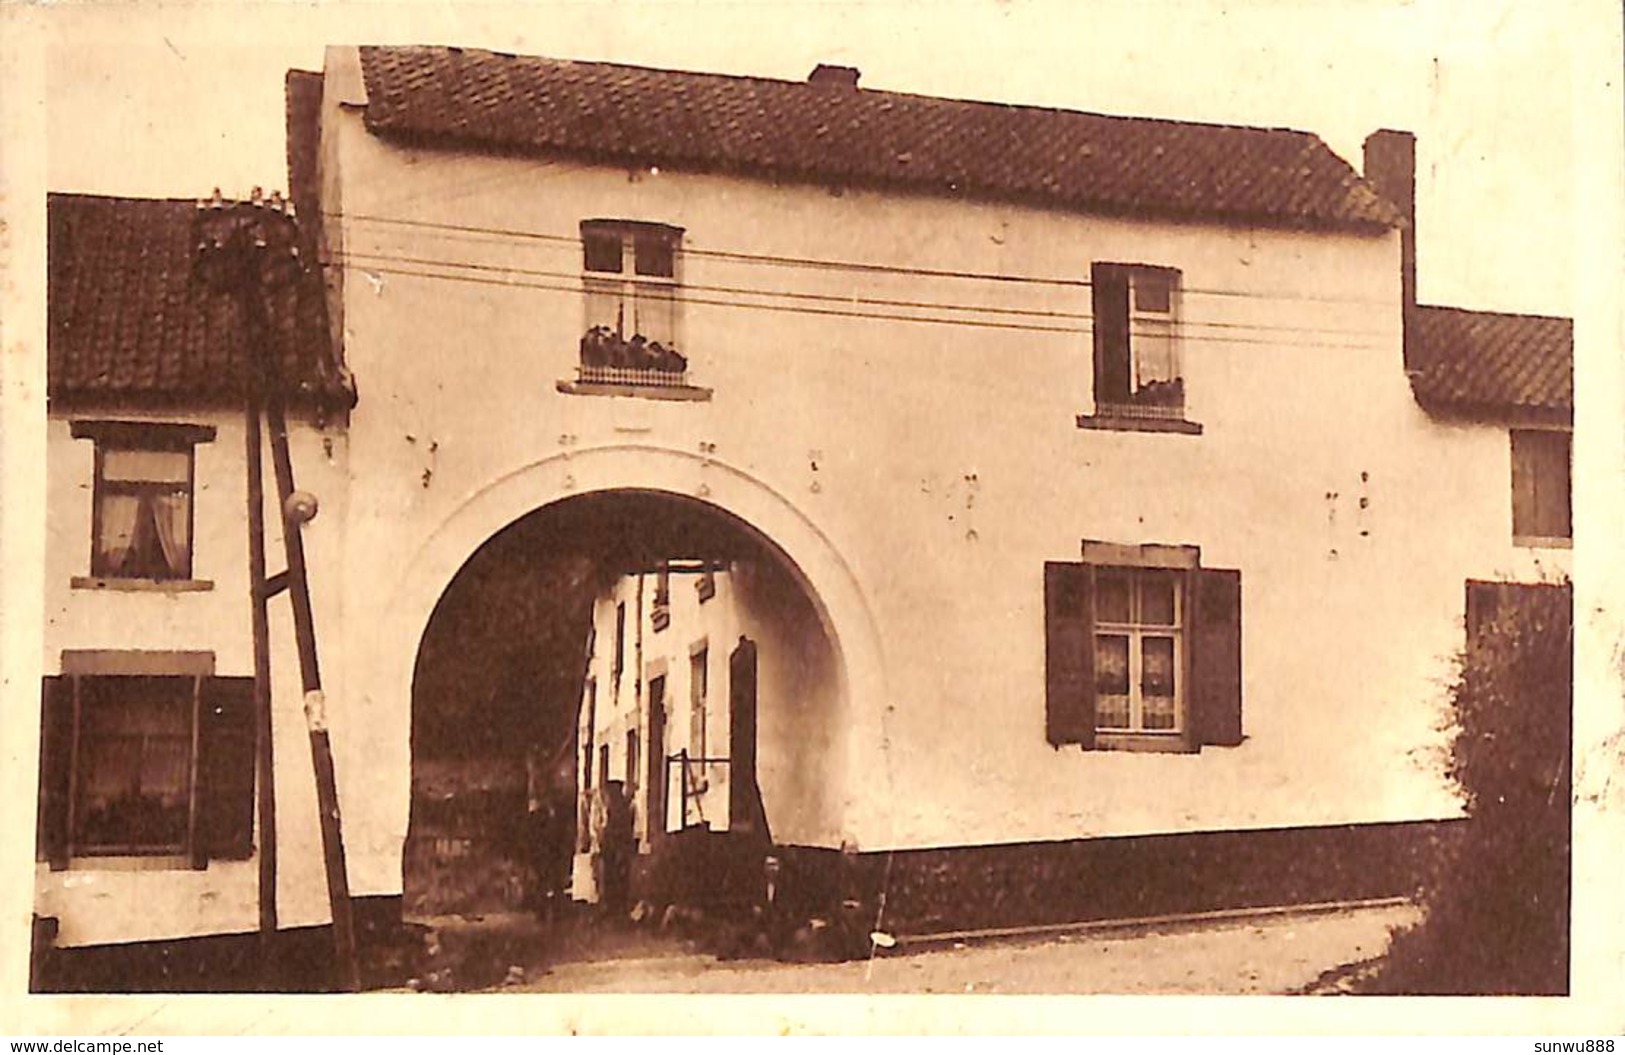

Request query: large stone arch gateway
[{"left": 333, "top": 443, "right": 891, "bottom": 901}]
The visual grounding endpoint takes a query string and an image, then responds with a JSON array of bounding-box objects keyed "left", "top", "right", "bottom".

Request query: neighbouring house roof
[
  {"left": 1409, "top": 304, "right": 1573, "bottom": 420},
  {"left": 355, "top": 45, "right": 1404, "bottom": 232},
  {"left": 47, "top": 192, "right": 353, "bottom": 411}
]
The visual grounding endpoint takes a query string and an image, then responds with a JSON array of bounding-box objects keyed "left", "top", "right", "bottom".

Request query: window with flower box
[
  {"left": 1079, "top": 264, "right": 1200, "bottom": 435},
  {"left": 576, "top": 220, "right": 688, "bottom": 385}
]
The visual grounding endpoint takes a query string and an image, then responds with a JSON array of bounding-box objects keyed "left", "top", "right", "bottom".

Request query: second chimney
[
  {"left": 1363, "top": 129, "right": 1417, "bottom": 368},
  {"left": 808, "top": 64, "right": 860, "bottom": 89}
]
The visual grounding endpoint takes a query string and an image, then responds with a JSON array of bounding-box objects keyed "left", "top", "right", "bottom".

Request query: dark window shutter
[
  {"left": 1192, "top": 568, "right": 1243, "bottom": 747},
  {"left": 197, "top": 677, "right": 256, "bottom": 864},
  {"left": 1044, "top": 562, "right": 1095, "bottom": 748},
  {"left": 37, "top": 677, "right": 71, "bottom": 871},
  {"left": 1091, "top": 265, "right": 1132, "bottom": 406}
]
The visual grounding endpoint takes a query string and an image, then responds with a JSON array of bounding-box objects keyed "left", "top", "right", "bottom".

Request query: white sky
[{"left": 28, "top": 0, "right": 1590, "bottom": 318}]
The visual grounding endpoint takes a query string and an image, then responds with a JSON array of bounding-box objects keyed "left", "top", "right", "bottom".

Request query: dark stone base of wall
[
  {"left": 777, "top": 819, "right": 1463, "bottom": 937},
  {"left": 630, "top": 826, "right": 770, "bottom": 911},
  {"left": 31, "top": 894, "right": 409, "bottom": 993}
]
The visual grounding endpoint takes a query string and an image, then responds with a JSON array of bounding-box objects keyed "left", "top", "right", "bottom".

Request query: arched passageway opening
[{"left": 405, "top": 489, "right": 845, "bottom": 924}]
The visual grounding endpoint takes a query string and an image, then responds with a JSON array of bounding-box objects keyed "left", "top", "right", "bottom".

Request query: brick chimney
[
  {"left": 808, "top": 64, "right": 860, "bottom": 89},
  {"left": 1362, "top": 129, "right": 1417, "bottom": 368}
]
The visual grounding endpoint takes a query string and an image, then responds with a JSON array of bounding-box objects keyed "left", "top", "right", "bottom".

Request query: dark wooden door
[
  {"left": 728, "top": 637, "right": 767, "bottom": 840},
  {"left": 645, "top": 675, "right": 667, "bottom": 841}
]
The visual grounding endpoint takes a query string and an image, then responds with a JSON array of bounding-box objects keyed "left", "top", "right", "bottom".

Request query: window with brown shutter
[
  {"left": 1511, "top": 429, "right": 1572, "bottom": 545},
  {"left": 35, "top": 654, "right": 254, "bottom": 870},
  {"left": 1045, "top": 547, "right": 1242, "bottom": 753}
]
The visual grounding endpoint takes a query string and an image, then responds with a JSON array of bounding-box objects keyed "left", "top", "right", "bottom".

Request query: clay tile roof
[
  {"left": 356, "top": 45, "right": 1403, "bottom": 231},
  {"left": 1410, "top": 305, "right": 1573, "bottom": 418},
  {"left": 47, "top": 193, "right": 353, "bottom": 410}
]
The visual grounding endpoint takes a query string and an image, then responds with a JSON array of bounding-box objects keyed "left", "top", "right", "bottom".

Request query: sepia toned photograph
[{"left": 2, "top": 0, "right": 1620, "bottom": 1032}]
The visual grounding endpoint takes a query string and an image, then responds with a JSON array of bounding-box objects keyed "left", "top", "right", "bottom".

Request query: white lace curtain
[{"left": 98, "top": 449, "right": 190, "bottom": 578}]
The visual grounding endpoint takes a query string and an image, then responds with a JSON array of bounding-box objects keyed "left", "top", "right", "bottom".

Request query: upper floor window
[
  {"left": 1511, "top": 429, "right": 1571, "bottom": 546},
  {"left": 1082, "top": 264, "right": 1198, "bottom": 434},
  {"left": 71, "top": 422, "right": 215, "bottom": 586},
  {"left": 578, "top": 219, "right": 686, "bottom": 384}
]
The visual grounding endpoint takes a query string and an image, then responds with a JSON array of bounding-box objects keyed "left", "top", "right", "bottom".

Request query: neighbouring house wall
[
  {"left": 38, "top": 409, "right": 350, "bottom": 946},
  {"left": 317, "top": 50, "right": 1559, "bottom": 895},
  {"left": 576, "top": 560, "right": 844, "bottom": 862}
]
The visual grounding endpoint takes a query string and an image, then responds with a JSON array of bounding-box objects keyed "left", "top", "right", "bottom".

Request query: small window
[
  {"left": 578, "top": 219, "right": 687, "bottom": 385},
  {"left": 652, "top": 564, "right": 672, "bottom": 632},
  {"left": 697, "top": 562, "right": 718, "bottom": 603},
  {"left": 689, "top": 646, "right": 709, "bottom": 762},
  {"left": 1089, "top": 263, "right": 1186, "bottom": 424},
  {"left": 613, "top": 603, "right": 626, "bottom": 680},
  {"left": 73, "top": 422, "right": 214, "bottom": 582},
  {"left": 1511, "top": 429, "right": 1572, "bottom": 545}
]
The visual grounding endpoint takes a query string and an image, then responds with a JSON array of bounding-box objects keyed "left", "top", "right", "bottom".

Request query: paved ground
[{"left": 496, "top": 901, "right": 1419, "bottom": 995}]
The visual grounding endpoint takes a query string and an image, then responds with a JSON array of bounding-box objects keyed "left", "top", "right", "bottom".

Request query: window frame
[
  {"left": 1510, "top": 427, "right": 1573, "bottom": 548},
  {"left": 689, "top": 642, "right": 709, "bottom": 761},
  {"left": 576, "top": 219, "right": 689, "bottom": 380},
  {"left": 72, "top": 421, "right": 216, "bottom": 588},
  {"left": 1078, "top": 263, "right": 1201, "bottom": 435},
  {"left": 651, "top": 564, "right": 672, "bottom": 632},
  {"left": 1091, "top": 566, "right": 1187, "bottom": 743}
]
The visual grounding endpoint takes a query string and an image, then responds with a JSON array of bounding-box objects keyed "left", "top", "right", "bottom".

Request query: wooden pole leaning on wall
[
  {"left": 245, "top": 355, "right": 278, "bottom": 952},
  {"left": 195, "top": 188, "right": 360, "bottom": 992}
]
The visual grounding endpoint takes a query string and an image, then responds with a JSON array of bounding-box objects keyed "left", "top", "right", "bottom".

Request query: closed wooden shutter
[
  {"left": 196, "top": 676, "right": 256, "bottom": 864},
  {"left": 1512, "top": 430, "right": 1573, "bottom": 539},
  {"left": 1091, "top": 265, "right": 1132, "bottom": 406},
  {"left": 1192, "top": 568, "right": 1243, "bottom": 747},
  {"left": 1044, "top": 562, "right": 1095, "bottom": 748},
  {"left": 37, "top": 677, "right": 71, "bottom": 871}
]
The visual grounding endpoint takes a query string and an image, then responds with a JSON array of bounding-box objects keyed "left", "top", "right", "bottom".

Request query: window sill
[
  {"left": 1513, "top": 535, "right": 1572, "bottom": 550},
  {"left": 1077, "top": 414, "right": 1203, "bottom": 435},
  {"left": 53, "top": 854, "right": 197, "bottom": 872},
  {"left": 556, "top": 380, "right": 713, "bottom": 402},
  {"left": 1088, "top": 733, "right": 1198, "bottom": 754},
  {"left": 72, "top": 576, "right": 215, "bottom": 593}
]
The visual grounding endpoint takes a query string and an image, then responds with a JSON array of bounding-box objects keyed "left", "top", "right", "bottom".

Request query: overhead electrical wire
[
  {"left": 327, "top": 210, "right": 1398, "bottom": 308},
  {"left": 332, "top": 251, "right": 1391, "bottom": 350}
]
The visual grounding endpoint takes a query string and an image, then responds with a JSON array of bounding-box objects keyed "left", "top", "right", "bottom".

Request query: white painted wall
[{"left": 37, "top": 409, "right": 349, "bottom": 946}]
